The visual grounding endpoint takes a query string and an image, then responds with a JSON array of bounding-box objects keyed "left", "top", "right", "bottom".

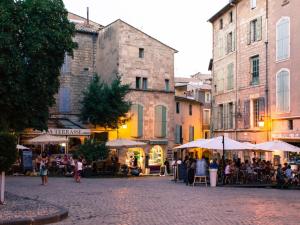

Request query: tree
[
  {"left": 0, "top": 133, "right": 17, "bottom": 204},
  {"left": 0, "top": 0, "right": 77, "bottom": 132},
  {"left": 80, "top": 74, "right": 131, "bottom": 129}
]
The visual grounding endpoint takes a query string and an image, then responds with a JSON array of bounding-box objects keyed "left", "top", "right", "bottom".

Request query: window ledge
[{"left": 275, "top": 58, "right": 290, "bottom": 63}]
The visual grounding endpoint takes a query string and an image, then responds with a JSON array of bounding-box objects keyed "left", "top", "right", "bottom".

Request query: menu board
[{"left": 22, "top": 150, "right": 33, "bottom": 171}]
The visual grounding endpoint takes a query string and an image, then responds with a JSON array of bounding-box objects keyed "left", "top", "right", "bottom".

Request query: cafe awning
[
  {"left": 27, "top": 134, "right": 67, "bottom": 144},
  {"left": 106, "top": 139, "right": 147, "bottom": 148},
  {"left": 255, "top": 140, "right": 300, "bottom": 152}
]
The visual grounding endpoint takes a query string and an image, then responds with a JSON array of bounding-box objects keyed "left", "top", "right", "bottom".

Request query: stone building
[
  {"left": 174, "top": 74, "right": 212, "bottom": 158},
  {"left": 95, "top": 19, "right": 177, "bottom": 171},
  {"left": 268, "top": 0, "right": 300, "bottom": 155},
  {"left": 209, "top": 0, "right": 268, "bottom": 156}
]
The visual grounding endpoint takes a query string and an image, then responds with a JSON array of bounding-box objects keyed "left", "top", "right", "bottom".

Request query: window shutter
[
  {"left": 138, "top": 105, "right": 143, "bottom": 137},
  {"left": 59, "top": 87, "right": 70, "bottom": 113},
  {"left": 226, "top": 33, "right": 230, "bottom": 54},
  {"left": 232, "top": 31, "right": 236, "bottom": 51},
  {"left": 161, "top": 106, "right": 167, "bottom": 138},
  {"left": 189, "top": 126, "right": 194, "bottom": 141},
  {"left": 244, "top": 100, "right": 250, "bottom": 128},
  {"left": 175, "top": 125, "right": 180, "bottom": 144},
  {"left": 130, "top": 104, "right": 138, "bottom": 137},
  {"left": 247, "top": 22, "right": 251, "bottom": 45},
  {"left": 257, "top": 16, "right": 262, "bottom": 41}
]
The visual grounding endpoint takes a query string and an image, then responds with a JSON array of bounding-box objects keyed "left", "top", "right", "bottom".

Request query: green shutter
[
  {"left": 175, "top": 125, "right": 180, "bottom": 144},
  {"left": 257, "top": 16, "right": 262, "bottom": 41},
  {"left": 161, "top": 106, "right": 167, "bottom": 138},
  {"left": 130, "top": 104, "right": 138, "bottom": 137},
  {"left": 154, "top": 106, "right": 162, "bottom": 137},
  {"left": 138, "top": 105, "right": 143, "bottom": 137}
]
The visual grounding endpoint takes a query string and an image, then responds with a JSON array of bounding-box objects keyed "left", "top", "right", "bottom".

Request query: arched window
[
  {"left": 154, "top": 105, "right": 167, "bottom": 138},
  {"left": 276, "top": 69, "right": 290, "bottom": 112},
  {"left": 276, "top": 17, "right": 290, "bottom": 61},
  {"left": 130, "top": 104, "right": 143, "bottom": 137}
]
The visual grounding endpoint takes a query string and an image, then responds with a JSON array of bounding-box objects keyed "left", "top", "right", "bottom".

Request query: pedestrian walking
[{"left": 75, "top": 158, "right": 83, "bottom": 183}]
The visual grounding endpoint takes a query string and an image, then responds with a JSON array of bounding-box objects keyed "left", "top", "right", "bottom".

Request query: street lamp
[{"left": 258, "top": 117, "right": 265, "bottom": 128}]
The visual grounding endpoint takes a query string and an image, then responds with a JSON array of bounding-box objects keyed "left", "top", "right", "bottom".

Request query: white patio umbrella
[
  {"left": 27, "top": 134, "right": 67, "bottom": 144},
  {"left": 16, "top": 144, "right": 29, "bottom": 150},
  {"left": 198, "top": 136, "right": 257, "bottom": 150},
  {"left": 255, "top": 140, "right": 300, "bottom": 153},
  {"left": 174, "top": 139, "right": 210, "bottom": 149},
  {"left": 106, "top": 139, "right": 147, "bottom": 148}
]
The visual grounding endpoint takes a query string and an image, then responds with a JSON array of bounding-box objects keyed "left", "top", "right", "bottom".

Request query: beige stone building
[
  {"left": 209, "top": 0, "right": 268, "bottom": 155},
  {"left": 174, "top": 74, "right": 212, "bottom": 158}
]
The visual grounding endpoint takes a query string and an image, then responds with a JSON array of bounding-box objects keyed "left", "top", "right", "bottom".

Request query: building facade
[
  {"left": 95, "top": 19, "right": 177, "bottom": 171},
  {"left": 209, "top": 0, "right": 268, "bottom": 150},
  {"left": 268, "top": 0, "right": 300, "bottom": 150}
]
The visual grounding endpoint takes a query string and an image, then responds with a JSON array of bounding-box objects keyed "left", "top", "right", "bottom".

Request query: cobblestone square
[{"left": 5, "top": 176, "right": 300, "bottom": 225}]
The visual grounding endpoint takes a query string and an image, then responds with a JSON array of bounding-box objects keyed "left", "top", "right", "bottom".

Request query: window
[
  {"left": 176, "top": 102, "right": 180, "bottom": 114},
  {"left": 131, "top": 104, "right": 143, "bottom": 137},
  {"left": 136, "top": 77, "right": 141, "bottom": 89},
  {"left": 154, "top": 105, "right": 167, "bottom": 138},
  {"left": 205, "top": 92, "right": 211, "bottom": 103},
  {"left": 139, "top": 48, "right": 144, "bottom": 58},
  {"left": 175, "top": 125, "right": 183, "bottom": 144},
  {"left": 61, "top": 53, "right": 70, "bottom": 73},
  {"left": 189, "top": 126, "right": 194, "bottom": 142},
  {"left": 252, "top": 98, "right": 265, "bottom": 128},
  {"left": 189, "top": 104, "right": 192, "bottom": 116},
  {"left": 276, "top": 17, "right": 290, "bottom": 61},
  {"left": 165, "top": 79, "right": 170, "bottom": 92},
  {"left": 226, "top": 32, "right": 234, "bottom": 53},
  {"left": 250, "top": 0, "right": 256, "bottom": 9},
  {"left": 59, "top": 87, "right": 71, "bottom": 113},
  {"left": 149, "top": 146, "right": 163, "bottom": 165},
  {"left": 276, "top": 69, "right": 290, "bottom": 112},
  {"left": 250, "top": 56, "right": 259, "bottom": 85},
  {"left": 203, "top": 109, "right": 211, "bottom": 125},
  {"left": 229, "top": 11, "right": 233, "bottom": 23},
  {"left": 227, "top": 63, "right": 234, "bottom": 90},
  {"left": 219, "top": 19, "right": 223, "bottom": 30},
  {"left": 142, "top": 78, "right": 148, "bottom": 90},
  {"left": 248, "top": 17, "right": 262, "bottom": 44}
]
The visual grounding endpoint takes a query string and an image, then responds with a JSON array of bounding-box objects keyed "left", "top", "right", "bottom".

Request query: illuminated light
[
  {"left": 121, "top": 124, "right": 128, "bottom": 129},
  {"left": 61, "top": 143, "right": 66, "bottom": 147},
  {"left": 258, "top": 120, "right": 265, "bottom": 128}
]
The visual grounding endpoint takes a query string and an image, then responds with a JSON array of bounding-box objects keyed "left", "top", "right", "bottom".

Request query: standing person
[
  {"left": 164, "top": 158, "right": 170, "bottom": 175},
  {"left": 75, "top": 158, "right": 83, "bottom": 183},
  {"left": 40, "top": 153, "right": 48, "bottom": 185}
]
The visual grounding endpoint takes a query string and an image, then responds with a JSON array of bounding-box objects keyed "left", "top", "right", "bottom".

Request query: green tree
[
  {"left": 0, "top": 0, "right": 77, "bottom": 132},
  {"left": 80, "top": 74, "right": 131, "bottom": 129},
  {"left": 75, "top": 139, "right": 109, "bottom": 164}
]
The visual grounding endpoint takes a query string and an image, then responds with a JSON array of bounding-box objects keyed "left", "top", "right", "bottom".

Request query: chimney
[{"left": 86, "top": 7, "right": 89, "bottom": 25}]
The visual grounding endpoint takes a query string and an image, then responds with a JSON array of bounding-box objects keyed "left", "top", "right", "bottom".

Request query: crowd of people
[
  {"left": 173, "top": 155, "right": 300, "bottom": 187},
  {"left": 35, "top": 153, "right": 86, "bottom": 185}
]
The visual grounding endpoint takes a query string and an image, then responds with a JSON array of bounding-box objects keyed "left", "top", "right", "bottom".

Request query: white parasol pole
[{"left": 0, "top": 171, "right": 5, "bottom": 204}]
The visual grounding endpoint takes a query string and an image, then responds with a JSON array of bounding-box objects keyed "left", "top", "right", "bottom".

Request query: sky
[{"left": 63, "top": 0, "right": 229, "bottom": 77}]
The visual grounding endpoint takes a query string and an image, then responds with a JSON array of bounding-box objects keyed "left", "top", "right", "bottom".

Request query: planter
[{"left": 209, "top": 168, "right": 218, "bottom": 187}]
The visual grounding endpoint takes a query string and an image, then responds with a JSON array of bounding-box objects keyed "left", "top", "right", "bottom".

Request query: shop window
[
  {"left": 131, "top": 104, "right": 143, "bottom": 138},
  {"left": 149, "top": 145, "right": 163, "bottom": 165},
  {"left": 154, "top": 105, "right": 167, "bottom": 138}
]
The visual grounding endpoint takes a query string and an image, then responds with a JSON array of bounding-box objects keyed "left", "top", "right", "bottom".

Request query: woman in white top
[{"left": 75, "top": 158, "right": 83, "bottom": 183}]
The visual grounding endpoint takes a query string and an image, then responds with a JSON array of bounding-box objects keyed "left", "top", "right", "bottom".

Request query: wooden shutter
[
  {"left": 138, "top": 105, "right": 143, "bottom": 137},
  {"left": 189, "top": 126, "right": 194, "bottom": 141},
  {"left": 257, "top": 16, "right": 262, "bottom": 41},
  {"left": 244, "top": 100, "right": 250, "bottom": 128},
  {"left": 247, "top": 22, "right": 251, "bottom": 45},
  {"left": 175, "top": 125, "right": 180, "bottom": 144},
  {"left": 232, "top": 31, "right": 236, "bottom": 51},
  {"left": 161, "top": 106, "right": 167, "bottom": 138},
  {"left": 130, "top": 104, "right": 138, "bottom": 137}
]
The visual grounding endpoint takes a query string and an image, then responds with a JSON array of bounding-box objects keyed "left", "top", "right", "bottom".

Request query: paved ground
[{"left": 5, "top": 176, "right": 300, "bottom": 225}]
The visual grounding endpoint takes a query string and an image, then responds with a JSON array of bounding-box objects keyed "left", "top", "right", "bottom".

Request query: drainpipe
[
  {"left": 233, "top": 2, "right": 238, "bottom": 141},
  {"left": 265, "top": 0, "right": 270, "bottom": 141}
]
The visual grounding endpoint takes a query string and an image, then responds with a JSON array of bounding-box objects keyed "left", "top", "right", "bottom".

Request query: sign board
[
  {"left": 22, "top": 150, "right": 33, "bottom": 172},
  {"left": 272, "top": 133, "right": 300, "bottom": 139},
  {"left": 149, "top": 139, "right": 168, "bottom": 145},
  {"left": 195, "top": 159, "right": 208, "bottom": 176},
  {"left": 47, "top": 129, "right": 91, "bottom": 136}
]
